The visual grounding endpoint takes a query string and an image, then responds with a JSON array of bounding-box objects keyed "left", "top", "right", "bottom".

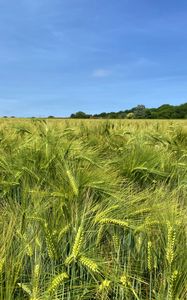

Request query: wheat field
[{"left": 0, "top": 118, "right": 187, "bottom": 300}]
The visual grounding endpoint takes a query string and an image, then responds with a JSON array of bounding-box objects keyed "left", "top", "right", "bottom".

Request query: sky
[{"left": 0, "top": 0, "right": 187, "bottom": 117}]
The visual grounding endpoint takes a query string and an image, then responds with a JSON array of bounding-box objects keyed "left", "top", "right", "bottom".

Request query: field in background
[{"left": 0, "top": 119, "right": 187, "bottom": 299}]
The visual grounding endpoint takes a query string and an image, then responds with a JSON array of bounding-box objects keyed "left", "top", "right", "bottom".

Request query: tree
[
  {"left": 144, "top": 109, "right": 152, "bottom": 119},
  {"left": 99, "top": 112, "right": 107, "bottom": 118},
  {"left": 134, "top": 105, "right": 146, "bottom": 119},
  {"left": 70, "top": 111, "right": 91, "bottom": 119},
  {"left": 126, "top": 112, "right": 135, "bottom": 119}
]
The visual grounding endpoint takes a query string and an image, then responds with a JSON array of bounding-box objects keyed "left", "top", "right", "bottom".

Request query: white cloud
[{"left": 92, "top": 69, "right": 111, "bottom": 78}]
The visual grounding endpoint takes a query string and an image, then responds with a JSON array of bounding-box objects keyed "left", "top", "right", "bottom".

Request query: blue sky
[{"left": 0, "top": 0, "right": 187, "bottom": 116}]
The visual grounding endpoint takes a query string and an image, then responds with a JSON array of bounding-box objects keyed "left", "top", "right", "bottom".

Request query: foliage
[
  {"left": 70, "top": 102, "right": 187, "bottom": 119},
  {"left": 126, "top": 112, "right": 135, "bottom": 119},
  {"left": 70, "top": 111, "right": 91, "bottom": 119},
  {"left": 0, "top": 118, "right": 187, "bottom": 299}
]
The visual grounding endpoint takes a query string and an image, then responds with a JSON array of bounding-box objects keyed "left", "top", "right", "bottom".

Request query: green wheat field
[{"left": 0, "top": 119, "right": 187, "bottom": 300}]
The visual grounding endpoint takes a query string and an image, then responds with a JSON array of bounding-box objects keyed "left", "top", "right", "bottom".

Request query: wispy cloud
[
  {"left": 133, "top": 57, "right": 158, "bottom": 67},
  {"left": 92, "top": 69, "right": 112, "bottom": 78}
]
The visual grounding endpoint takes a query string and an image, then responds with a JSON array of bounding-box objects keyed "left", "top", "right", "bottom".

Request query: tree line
[{"left": 70, "top": 103, "right": 187, "bottom": 119}]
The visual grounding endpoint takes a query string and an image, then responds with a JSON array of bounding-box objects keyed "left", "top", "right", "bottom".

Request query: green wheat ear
[
  {"left": 166, "top": 222, "right": 176, "bottom": 265},
  {"left": 79, "top": 255, "right": 98, "bottom": 272},
  {"left": 168, "top": 270, "right": 178, "bottom": 300},
  {"left": 96, "top": 225, "right": 104, "bottom": 245},
  {"left": 98, "top": 279, "right": 111, "bottom": 292},
  {"left": 112, "top": 233, "right": 120, "bottom": 249},
  {"left": 98, "top": 217, "right": 129, "bottom": 228},
  {"left": 65, "top": 254, "right": 74, "bottom": 265},
  {"left": 119, "top": 273, "right": 131, "bottom": 287},
  {"left": 47, "top": 272, "right": 69, "bottom": 293},
  {"left": 44, "top": 223, "right": 56, "bottom": 260},
  {"left": 72, "top": 226, "right": 83, "bottom": 258},
  {"left": 65, "top": 226, "right": 83, "bottom": 265},
  {"left": 58, "top": 224, "right": 70, "bottom": 242},
  {"left": 66, "top": 167, "right": 79, "bottom": 195}
]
